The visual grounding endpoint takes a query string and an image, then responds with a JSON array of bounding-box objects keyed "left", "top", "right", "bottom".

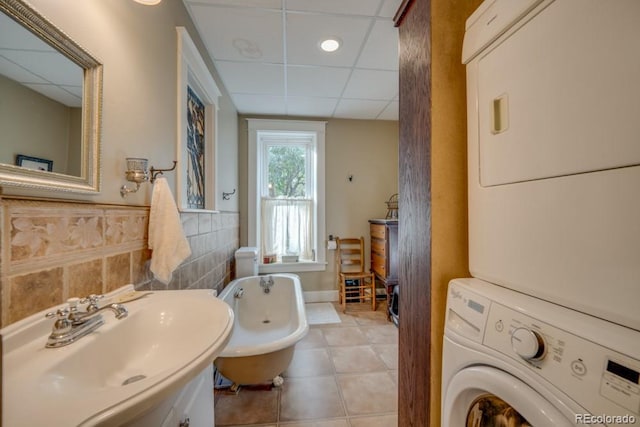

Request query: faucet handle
[
  {"left": 45, "top": 307, "right": 70, "bottom": 320},
  {"left": 80, "top": 294, "right": 103, "bottom": 312},
  {"left": 67, "top": 297, "right": 80, "bottom": 311},
  {"left": 45, "top": 307, "right": 72, "bottom": 335}
]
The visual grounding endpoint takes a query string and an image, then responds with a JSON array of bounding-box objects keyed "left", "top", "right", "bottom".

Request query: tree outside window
[{"left": 267, "top": 145, "right": 306, "bottom": 198}]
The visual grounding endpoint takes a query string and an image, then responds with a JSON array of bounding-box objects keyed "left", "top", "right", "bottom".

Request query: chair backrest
[{"left": 336, "top": 237, "right": 366, "bottom": 274}]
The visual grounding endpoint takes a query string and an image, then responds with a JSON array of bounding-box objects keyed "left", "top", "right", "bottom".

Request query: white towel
[{"left": 148, "top": 177, "right": 191, "bottom": 284}]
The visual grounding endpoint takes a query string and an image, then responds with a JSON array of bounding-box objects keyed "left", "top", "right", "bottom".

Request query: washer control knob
[{"left": 511, "top": 328, "right": 546, "bottom": 361}]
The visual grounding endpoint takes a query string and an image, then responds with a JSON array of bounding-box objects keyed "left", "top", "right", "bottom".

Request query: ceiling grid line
[
  {"left": 372, "top": 0, "right": 397, "bottom": 121},
  {"left": 184, "top": 0, "right": 400, "bottom": 120},
  {"left": 282, "top": 0, "right": 288, "bottom": 115},
  {"left": 329, "top": 0, "right": 386, "bottom": 118}
]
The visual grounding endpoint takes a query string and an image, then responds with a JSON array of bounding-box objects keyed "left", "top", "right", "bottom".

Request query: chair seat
[
  {"left": 336, "top": 237, "right": 376, "bottom": 313},
  {"left": 340, "top": 272, "right": 372, "bottom": 279}
]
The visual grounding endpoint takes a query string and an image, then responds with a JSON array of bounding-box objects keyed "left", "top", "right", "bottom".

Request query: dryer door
[{"left": 442, "top": 366, "right": 581, "bottom": 427}]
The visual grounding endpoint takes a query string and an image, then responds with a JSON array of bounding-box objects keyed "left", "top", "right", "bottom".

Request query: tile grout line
[{"left": 216, "top": 305, "right": 395, "bottom": 426}]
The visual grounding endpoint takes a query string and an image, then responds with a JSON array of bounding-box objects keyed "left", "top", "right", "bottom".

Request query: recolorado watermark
[{"left": 576, "top": 414, "right": 636, "bottom": 424}]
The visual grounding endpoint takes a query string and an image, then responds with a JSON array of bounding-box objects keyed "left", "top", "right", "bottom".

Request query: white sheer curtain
[{"left": 261, "top": 198, "right": 314, "bottom": 261}]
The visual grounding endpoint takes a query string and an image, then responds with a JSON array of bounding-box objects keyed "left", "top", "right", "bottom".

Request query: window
[{"left": 248, "top": 119, "right": 326, "bottom": 273}]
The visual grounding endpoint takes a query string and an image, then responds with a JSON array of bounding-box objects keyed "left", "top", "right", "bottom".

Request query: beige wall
[
  {"left": 0, "top": 74, "right": 77, "bottom": 175},
  {"left": 238, "top": 116, "right": 399, "bottom": 292},
  {"left": 3, "top": 0, "right": 239, "bottom": 211},
  {"left": 429, "top": 0, "right": 482, "bottom": 424},
  {"left": 67, "top": 108, "right": 83, "bottom": 176}
]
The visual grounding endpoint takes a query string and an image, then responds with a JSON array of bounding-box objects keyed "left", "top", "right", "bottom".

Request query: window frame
[
  {"left": 248, "top": 119, "right": 327, "bottom": 273},
  {"left": 176, "top": 27, "right": 221, "bottom": 212}
]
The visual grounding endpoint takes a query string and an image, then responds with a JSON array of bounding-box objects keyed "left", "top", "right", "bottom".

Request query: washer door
[{"left": 443, "top": 366, "right": 574, "bottom": 427}]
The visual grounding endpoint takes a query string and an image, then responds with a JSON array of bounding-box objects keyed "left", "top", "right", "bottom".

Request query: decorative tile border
[
  {"left": 10, "top": 212, "right": 102, "bottom": 261},
  {"left": 0, "top": 198, "right": 239, "bottom": 327},
  {"left": 5, "top": 201, "right": 148, "bottom": 274},
  {"left": 105, "top": 210, "right": 148, "bottom": 246}
]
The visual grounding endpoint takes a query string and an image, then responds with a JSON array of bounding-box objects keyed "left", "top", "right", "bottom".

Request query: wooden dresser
[{"left": 369, "top": 219, "right": 398, "bottom": 317}]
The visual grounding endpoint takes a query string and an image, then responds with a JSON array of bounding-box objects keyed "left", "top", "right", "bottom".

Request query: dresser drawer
[
  {"left": 370, "top": 223, "right": 387, "bottom": 240},
  {"left": 371, "top": 238, "right": 386, "bottom": 256},
  {"left": 369, "top": 219, "right": 397, "bottom": 283},
  {"left": 371, "top": 253, "right": 387, "bottom": 276}
]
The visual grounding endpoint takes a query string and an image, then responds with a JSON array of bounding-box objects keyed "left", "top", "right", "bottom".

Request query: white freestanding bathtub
[{"left": 214, "top": 273, "right": 308, "bottom": 386}]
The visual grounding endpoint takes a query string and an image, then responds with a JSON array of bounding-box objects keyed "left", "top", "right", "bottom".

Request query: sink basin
[{"left": 2, "top": 286, "right": 234, "bottom": 426}]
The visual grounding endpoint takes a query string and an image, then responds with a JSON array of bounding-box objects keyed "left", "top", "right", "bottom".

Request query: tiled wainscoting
[{"left": 0, "top": 197, "right": 239, "bottom": 327}]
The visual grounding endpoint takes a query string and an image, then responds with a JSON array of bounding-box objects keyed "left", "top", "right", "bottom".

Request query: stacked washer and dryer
[{"left": 443, "top": 0, "right": 640, "bottom": 425}]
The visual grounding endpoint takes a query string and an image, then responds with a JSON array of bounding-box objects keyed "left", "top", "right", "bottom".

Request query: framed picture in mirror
[{"left": 16, "top": 154, "right": 53, "bottom": 172}]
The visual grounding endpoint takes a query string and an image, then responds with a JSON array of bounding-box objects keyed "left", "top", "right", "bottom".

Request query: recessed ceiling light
[{"left": 320, "top": 38, "right": 341, "bottom": 53}]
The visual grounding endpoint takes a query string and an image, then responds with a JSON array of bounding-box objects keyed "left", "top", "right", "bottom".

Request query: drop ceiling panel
[
  {"left": 190, "top": 0, "right": 282, "bottom": 8},
  {"left": 64, "top": 84, "right": 83, "bottom": 99},
  {"left": 356, "top": 19, "right": 398, "bottom": 70},
  {"left": 183, "top": 0, "right": 399, "bottom": 120},
  {"left": 23, "top": 83, "right": 82, "bottom": 107},
  {"left": 378, "top": 101, "right": 399, "bottom": 120},
  {"left": 2, "top": 50, "right": 83, "bottom": 87},
  {"left": 188, "top": 5, "right": 283, "bottom": 63},
  {"left": 378, "top": 0, "right": 404, "bottom": 18},
  {"left": 287, "top": 65, "right": 350, "bottom": 97},
  {"left": 216, "top": 61, "right": 284, "bottom": 95},
  {"left": 334, "top": 99, "right": 388, "bottom": 119},
  {"left": 0, "top": 14, "right": 55, "bottom": 51},
  {"left": 233, "top": 94, "right": 286, "bottom": 115},
  {"left": 286, "top": 97, "right": 338, "bottom": 117},
  {"left": 286, "top": 13, "right": 371, "bottom": 67},
  {"left": 0, "top": 56, "right": 47, "bottom": 84},
  {"left": 0, "top": 12, "right": 81, "bottom": 107},
  {"left": 343, "top": 69, "right": 398, "bottom": 100},
  {"left": 286, "top": 0, "right": 382, "bottom": 16}
]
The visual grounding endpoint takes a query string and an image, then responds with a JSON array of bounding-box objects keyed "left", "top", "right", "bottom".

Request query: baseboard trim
[{"left": 303, "top": 290, "right": 339, "bottom": 303}]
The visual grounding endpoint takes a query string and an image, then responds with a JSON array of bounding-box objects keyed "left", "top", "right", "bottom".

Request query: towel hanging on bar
[{"left": 148, "top": 177, "right": 191, "bottom": 284}]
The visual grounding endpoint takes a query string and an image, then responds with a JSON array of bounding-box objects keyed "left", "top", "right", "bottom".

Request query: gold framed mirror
[{"left": 0, "top": 0, "right": 102, "bottom": 194}]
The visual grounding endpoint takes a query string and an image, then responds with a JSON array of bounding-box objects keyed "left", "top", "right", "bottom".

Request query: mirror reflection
[
  {"left": 0, "top": 10, "right": 84, "bottom": 176},
  {"left": 0, "top": 0, "right": 101, "bottom": 194}
]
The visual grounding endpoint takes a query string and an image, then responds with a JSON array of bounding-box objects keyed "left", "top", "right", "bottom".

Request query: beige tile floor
[{"left": 214, "top": 303, "right": 398, "bottom": 427}]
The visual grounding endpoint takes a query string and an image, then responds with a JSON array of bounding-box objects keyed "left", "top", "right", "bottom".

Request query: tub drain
[
  {"left": 122, "top": 374, "right": 146, "bottom": 386},
  {"left": 262, "top": 319, "right": 271, "bottom": 324}
]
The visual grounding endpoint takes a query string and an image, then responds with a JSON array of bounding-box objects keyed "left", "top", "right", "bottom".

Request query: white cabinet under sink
[{"left": 127, "top": 364, "right": 214, "bottom": 427}]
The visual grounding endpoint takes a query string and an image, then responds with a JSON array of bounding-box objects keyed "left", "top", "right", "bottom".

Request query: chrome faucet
[
  {"left": 259, "top": 276, "right": 274, "bottom": 294},
  {"left": 44, "top": 294, "right": 128, "bottom": 348}
]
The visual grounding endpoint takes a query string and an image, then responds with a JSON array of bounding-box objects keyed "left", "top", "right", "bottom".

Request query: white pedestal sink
[{"left": 1, "top": 286, "right": 234, "bottom": 426}]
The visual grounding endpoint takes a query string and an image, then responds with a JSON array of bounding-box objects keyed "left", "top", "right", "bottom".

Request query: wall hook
[
  {"left": 222, "top": 189, "right": 236, "bottom": 200},
  {"left": 150, "top": 161, "right": 177, "bottom": 183}
]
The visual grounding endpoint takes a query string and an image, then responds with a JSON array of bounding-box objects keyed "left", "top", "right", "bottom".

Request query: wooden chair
[{"left": 336, "top": 237, "right": 376, "bottom": 313}]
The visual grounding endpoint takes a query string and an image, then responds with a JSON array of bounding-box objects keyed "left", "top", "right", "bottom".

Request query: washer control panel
[
  {"left": 483, "top": 302, "right": 640, "bottom": 419},
  {"left": 601, "top": 359, "right": 640, "bottom": 416}
]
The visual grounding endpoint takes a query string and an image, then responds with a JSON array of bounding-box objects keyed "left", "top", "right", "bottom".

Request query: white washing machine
[{"left": 442, "top": 278, "right": 640, "bottom": 426}]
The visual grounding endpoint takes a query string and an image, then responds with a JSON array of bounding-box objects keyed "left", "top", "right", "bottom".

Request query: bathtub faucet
[{"left": 260, "top": 276, "right": 274, "bottom": 294}]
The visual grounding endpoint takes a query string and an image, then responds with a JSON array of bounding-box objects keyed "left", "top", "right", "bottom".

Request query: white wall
[{"left": 11, "top": 0, "right": 238, "bottom": 211}]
